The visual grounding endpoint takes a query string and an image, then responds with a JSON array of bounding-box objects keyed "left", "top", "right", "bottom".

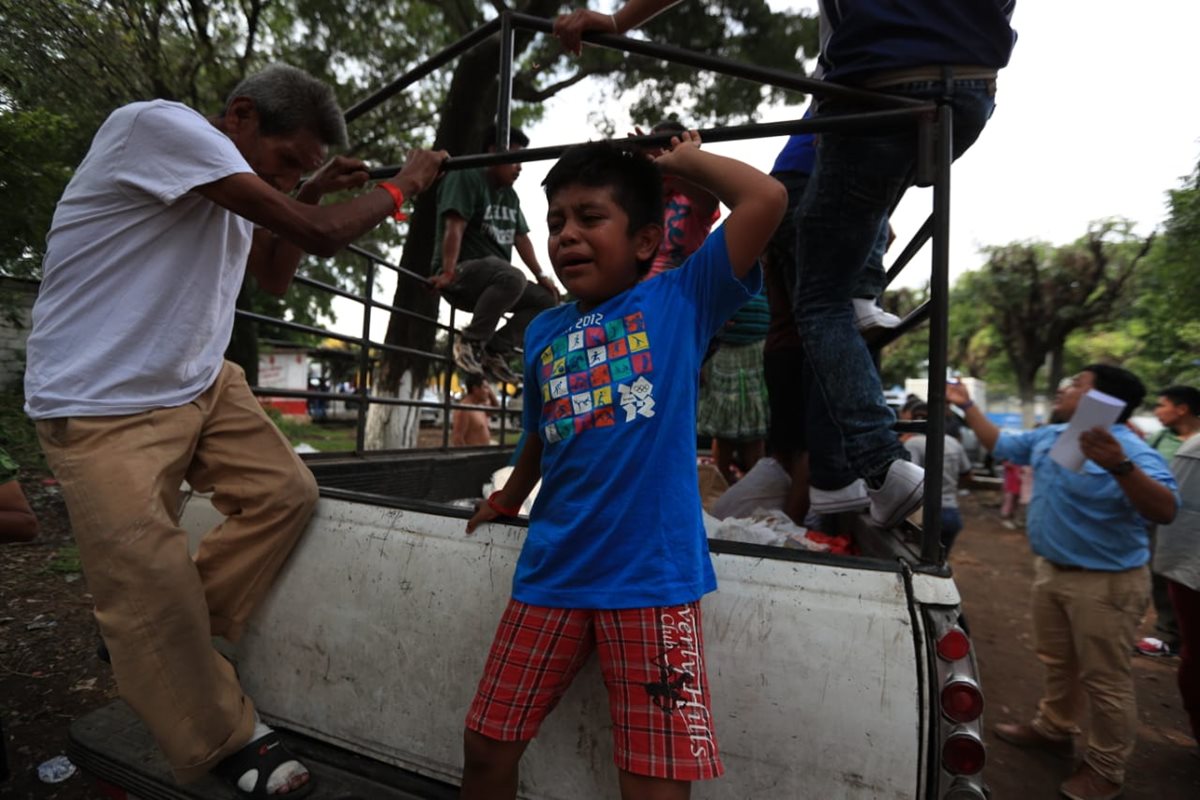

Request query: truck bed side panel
[{"left": 181, "top": 496, "right": 922, "bottom": 799}]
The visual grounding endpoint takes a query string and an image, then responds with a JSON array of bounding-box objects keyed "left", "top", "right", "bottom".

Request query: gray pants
[
  {"left": 1149, "top": 526, "right": 1181, "bottom": 646},
  {"left": 441, "top": 256, "right": 554, "bottom": 354}
]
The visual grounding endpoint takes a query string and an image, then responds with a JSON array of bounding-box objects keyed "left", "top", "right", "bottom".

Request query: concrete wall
[{"left": 0, "top": 278, "right": 38, "bottom": 391}]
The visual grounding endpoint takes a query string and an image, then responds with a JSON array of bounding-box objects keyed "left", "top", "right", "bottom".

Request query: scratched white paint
[{"left": 182, "top": 496, "right": 929, "bottom": 799}]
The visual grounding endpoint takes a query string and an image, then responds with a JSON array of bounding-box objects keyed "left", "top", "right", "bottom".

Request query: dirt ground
[
  {"left": 951, "top": 492, "right": 1200, "bottom": 800},
  {"left": 2, "top": 486, "right": 1198, "bottom": 799}
]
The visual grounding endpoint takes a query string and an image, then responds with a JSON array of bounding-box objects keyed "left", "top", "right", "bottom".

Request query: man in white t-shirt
[{"left": 25, "top": 65, "right": 446, "bottom": 798}]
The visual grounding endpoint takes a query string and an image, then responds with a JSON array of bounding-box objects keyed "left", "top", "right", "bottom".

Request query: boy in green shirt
[{"left": 429, "top": 125, "right": 559, "bottom": 383}]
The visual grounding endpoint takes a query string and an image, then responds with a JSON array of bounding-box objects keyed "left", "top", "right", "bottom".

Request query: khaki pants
[
  {"left": 1029, "top": 556, "right": 1149, "bottom": 785},
  {"left": 36, "top": 362, "right": 318, "bottom": 782}
]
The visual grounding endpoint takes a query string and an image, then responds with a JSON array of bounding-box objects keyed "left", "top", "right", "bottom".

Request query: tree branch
[
  {"left": 240, "top": 0, "right": 266, "bottom": 74},
  {"left": 512, "top": 67, "right": 609, "bottom": 103}
]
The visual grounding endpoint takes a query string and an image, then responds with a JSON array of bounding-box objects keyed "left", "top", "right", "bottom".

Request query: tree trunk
[
  {"left": 364, "top": 369, "right": 421, "bottom": 451},
  {"left": 364, "top": 37, "right": 504, "bottom": 450},
  {"left": 362, "top": 0, "right": 586, "bottom": 450},
  {"left": 1046, "top": 343, "right": 1065, "bottom": 401},
  {"left": 1016, "top": 365, "right": 1038, "bottom": 429}
]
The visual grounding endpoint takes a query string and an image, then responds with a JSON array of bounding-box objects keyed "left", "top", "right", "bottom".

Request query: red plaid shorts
[{"left": 466, "top": 599, "right": 723, "bottom": 781}]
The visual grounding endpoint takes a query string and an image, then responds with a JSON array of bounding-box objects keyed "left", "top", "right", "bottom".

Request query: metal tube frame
[{"left": 238, "top": 10, "right": 957, "bottom": 563}]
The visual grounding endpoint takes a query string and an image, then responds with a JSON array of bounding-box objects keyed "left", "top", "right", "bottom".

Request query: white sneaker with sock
[
  {"left": 809, "top": 480, "right": 870, "bottom": 513},
  {"left": 867, "top": 460, "right": 925, "bottom": 529},
  {"left": 852, "top": 298, "right": 902, "bottom": 333}
]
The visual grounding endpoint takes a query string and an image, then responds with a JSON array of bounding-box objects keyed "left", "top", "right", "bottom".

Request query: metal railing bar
[
  {"left": 292, "top": 273, "right": 368, "bottom": 304},
  {"left": 345, "top": 243, "right": 432, "bottom": 287},
  {"left": 892, "top": 420, "right": 929, "bottom": 435},
  {"left": 365, "top": 109, "right": 933, "bottom": 180},
  {"left": 442, "top": 307, "right": 456, "bottom": 450},
  {"left": 507, "top": 11, "right": 926, "bottom": 110},
  {"left": 496, "top": 13, "right": 515, "bottom": 151},
  {"left": 919, "top": 106, "right": 954, "bottom": 564},
  {"left": 343, "top": 17, "right": 503, "bottom": 123},
  {"left": 871, "top": 300, "right": 931, "bottom": 350},
  {"left": 354, "top": 261, "right": 374, "bottom": 453},
  {"left": 292, "top": 272, "right": 452, "bottom": 332},
  {"left": 883, "top": 215, "right": 933, "bottom": 290},
  {"left": 237, "top": 310, "right": 451, "bottom": 363},
  {"left": 250, "top": 387, "right": 365, "bottom": 403},
  {"left": 248, "top": 385, "right": 505, "bottom": 415}
]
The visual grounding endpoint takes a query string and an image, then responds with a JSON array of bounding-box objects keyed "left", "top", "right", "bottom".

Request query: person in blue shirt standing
[
  {"left": 948, "top": 365, "right": 1178, "bottom": 800},
  {"left": 460, "top": 135, "right": 785, "bottom": 800}
]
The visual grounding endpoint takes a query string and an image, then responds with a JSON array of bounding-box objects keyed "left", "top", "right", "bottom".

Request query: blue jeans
[
  {"left": 793, "top": 81, "right": 997, "bottom": 479},
  {"left": 769, "top": 172, "right": 857, "bottom": 490}
]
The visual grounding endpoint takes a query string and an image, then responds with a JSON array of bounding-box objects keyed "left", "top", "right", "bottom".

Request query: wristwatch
[{"left": 1107, "top": 459, "right": 1135, "bottom": 477}]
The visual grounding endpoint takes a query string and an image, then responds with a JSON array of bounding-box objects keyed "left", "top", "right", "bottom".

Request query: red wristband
[
  {"left": 486, "top": 491, "right": 521, "bottom": 518},
  {"left": 376, "top": 182, "right": 408, "bottom": 222}
]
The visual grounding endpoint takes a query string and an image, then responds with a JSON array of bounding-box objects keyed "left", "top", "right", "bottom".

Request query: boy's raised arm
[{"left": 654, "top": 132, "right": 786, "bottom": 278}]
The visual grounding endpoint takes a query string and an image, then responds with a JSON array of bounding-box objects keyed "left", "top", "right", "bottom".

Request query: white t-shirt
[
  {"left": 904, "top": 434, "right": 973, "bottom": 508},
  {"left": 25, "top": 100, "right": 255, "bottom": 418}
]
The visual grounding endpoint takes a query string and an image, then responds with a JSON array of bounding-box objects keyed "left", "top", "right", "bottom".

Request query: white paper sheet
[{"left": 1048, "top": 389, "right": 1127, "bottom": 471}]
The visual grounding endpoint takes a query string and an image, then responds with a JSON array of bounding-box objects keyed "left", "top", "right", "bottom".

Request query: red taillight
[
  {"left": 942, "top": 734, "right": 986, "bottom": 775},
  {"left": 941, "top": 680, "right": 984, "bottom": 723},
  {"left": 937, "top": 628, "right": 971, "bottom": 661}
]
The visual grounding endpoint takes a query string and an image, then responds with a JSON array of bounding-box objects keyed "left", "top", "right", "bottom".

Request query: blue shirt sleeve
[
  {"left": 658, "top": 226, "right": 763, "bottom": 352},
  {"left": 991, "top": 428, "right": 1042, "bottom": 466},
  {"left": 1125, "top": 436, "right": 1181, "bottom": 504}
]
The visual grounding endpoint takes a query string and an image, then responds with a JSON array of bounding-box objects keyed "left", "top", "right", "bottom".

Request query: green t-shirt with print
[
  {"left": 430, "top": 169, "right": 529, "bottom": 271},
  {"left": 0, "top": 448, "right": 19, "bottom": 485}
]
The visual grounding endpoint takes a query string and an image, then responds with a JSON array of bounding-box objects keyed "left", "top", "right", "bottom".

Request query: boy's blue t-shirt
[{"left": 515, "top": 226, "right": 761, "bottom": 609}]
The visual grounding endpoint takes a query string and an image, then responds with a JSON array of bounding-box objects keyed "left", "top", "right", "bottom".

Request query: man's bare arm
[
  {"left": 514, "top": 233, "right": 560, "bottom": 303},
  {"left": 1079, "top": 427, "right": 1178, "bottom": 525},
  {"left": 946, "top": 382, "right": 1001, "bottom": 452},
  {"left": 465, "top": 435, "right": 543, "bottom": 533},
  {"left": 553, "top": 1, "right": 684, "bottom": 54},
  {"left": 199, "top": 149, "right": 446, "bottom": 263},
  {"left": 0, "top": 481, "right": 39, "bottom": 543}
]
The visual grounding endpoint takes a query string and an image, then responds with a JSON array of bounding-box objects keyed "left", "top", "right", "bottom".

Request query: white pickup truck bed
[{"left": 68, "top": 449, "right": 986, "bottom": 800}]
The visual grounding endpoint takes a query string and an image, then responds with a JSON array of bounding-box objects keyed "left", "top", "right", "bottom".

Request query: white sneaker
[
  {"left": 868, "top": 460, "right": 925, "bottom": 529},
  {"left": 810, "top": 479, "right": 870, "bottom": 513},
  {"left": 852, "top": 298, "right": 903, "bottom": 333}
]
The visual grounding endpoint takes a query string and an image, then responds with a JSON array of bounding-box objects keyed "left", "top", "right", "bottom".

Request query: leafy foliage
[
  {"left": 0, "top": 1, "right": 817, "bottom": 399},
  {"left": 1125, "top": 164, "right": 1200, "bottom": 388}
]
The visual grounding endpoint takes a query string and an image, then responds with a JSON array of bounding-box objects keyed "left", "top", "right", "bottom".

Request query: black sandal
[{"left": 213, "top": 732, "right": 314, "bottom": 799}]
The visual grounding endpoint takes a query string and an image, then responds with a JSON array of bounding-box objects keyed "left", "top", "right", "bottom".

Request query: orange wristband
[
  {"left": 376, "top": 182, "right": 408, "bottom": 222},
  {"left": 486, "top": 491, "right": 521, "bottom": 518}
]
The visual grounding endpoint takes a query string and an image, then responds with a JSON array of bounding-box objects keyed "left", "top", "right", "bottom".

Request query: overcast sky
[{"left": 329, "top": 0, "right": 1200, "bottom": 341}]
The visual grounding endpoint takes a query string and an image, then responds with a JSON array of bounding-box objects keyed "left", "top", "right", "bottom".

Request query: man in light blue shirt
[{"left": 948, "top": 365, "right": 1178, "bottom": 800}]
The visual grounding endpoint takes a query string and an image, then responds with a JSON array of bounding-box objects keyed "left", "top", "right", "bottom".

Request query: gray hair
[{"left": 226, "top": 64, "right": 347, "bottom": 148}]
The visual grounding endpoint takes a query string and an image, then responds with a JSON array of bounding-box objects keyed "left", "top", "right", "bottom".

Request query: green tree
[
  {"left": 0, "top": 0, "right": 817, "bottom": 445},
  {"left": 877, "top": 285, "right": 929, "bottom": 389},
  {"left": 1125, "top": 163, "right": 1200, "bottom": 388},
  {"left": 970, "top": 219, "right": 1151, "bottom": 425}
]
